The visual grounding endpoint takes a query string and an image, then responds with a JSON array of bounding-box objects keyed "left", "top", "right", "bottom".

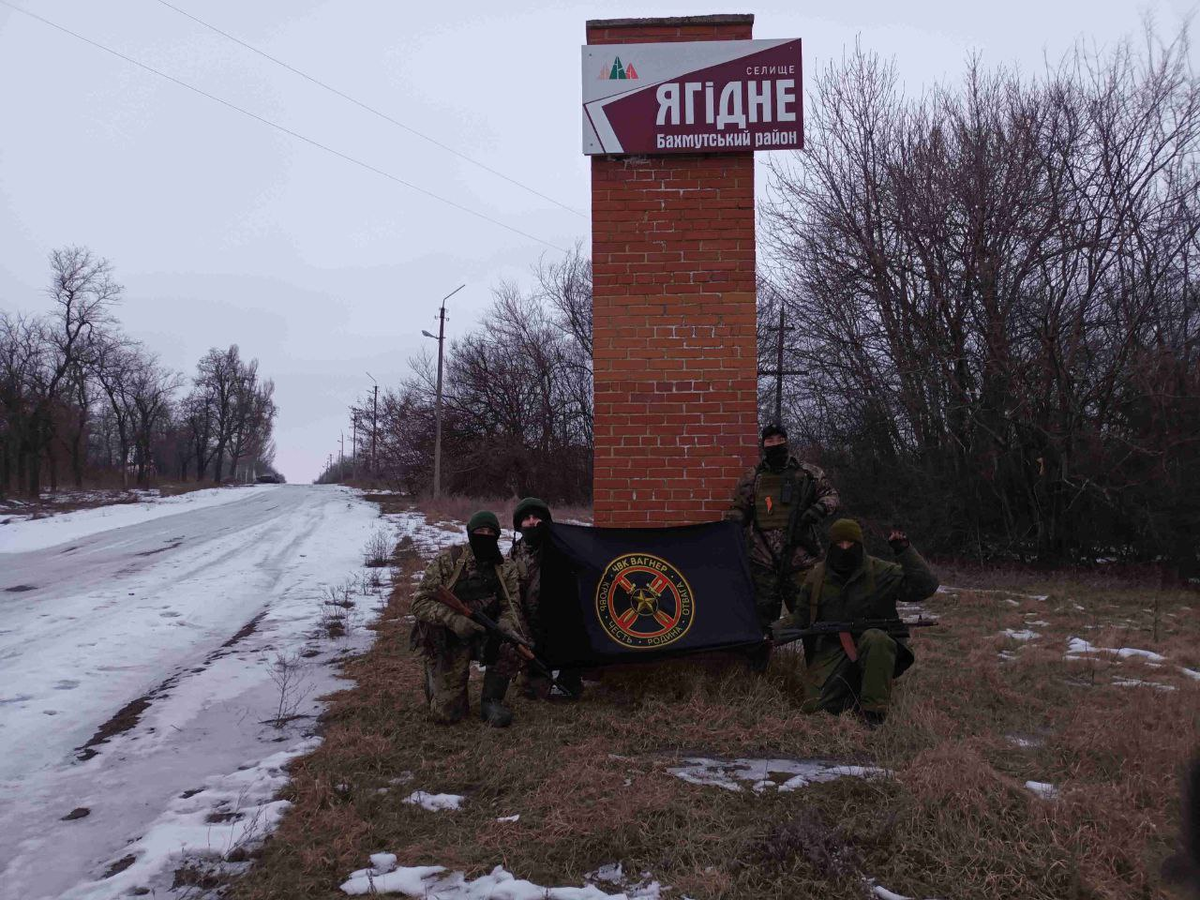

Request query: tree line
[
  {"left": 317, "top": 245, "right": 593, "bottom": 503},
  {"left": 1, "top": 247, "right": 279, "bottom": 496},
  {"left": 762, "top": 29, "right": 1200, "bottom": 569}
]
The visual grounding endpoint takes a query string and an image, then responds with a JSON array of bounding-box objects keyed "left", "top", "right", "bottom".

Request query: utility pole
[
  {"left": 339, "top": 432, "right": 344, "bottom": 480},
  {"left": 774, "top": 305, "right": 789, "bottom": 424},
  {"left": 423, "top": 284, "right": 465, "bottom": 500},
  {"left": 758, "top": 304, "right": 799, "bottom": 426},
  {"left": 366, "top": 373, "right": 379, "bottom": 477},
  {"left": 351, "top": 409, "right": 358, "bottom": 480}
]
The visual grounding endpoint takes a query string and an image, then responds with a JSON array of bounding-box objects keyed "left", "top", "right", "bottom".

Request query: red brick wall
[{"left": 588, "top": 16, "right": 759, "bottom": 527}]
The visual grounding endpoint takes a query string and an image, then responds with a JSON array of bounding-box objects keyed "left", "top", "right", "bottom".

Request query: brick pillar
[{"left": 589, "top": 15, "right": 759, "bottom": 528}]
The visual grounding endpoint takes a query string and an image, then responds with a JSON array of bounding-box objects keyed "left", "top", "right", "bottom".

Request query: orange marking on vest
[{"left": 765, "top": 496, "right": 774, "bottom": 514}]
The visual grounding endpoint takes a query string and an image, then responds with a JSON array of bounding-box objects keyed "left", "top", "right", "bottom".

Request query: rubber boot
[{"left": 480, "top": 669, "right": 513, "bottom": 728}]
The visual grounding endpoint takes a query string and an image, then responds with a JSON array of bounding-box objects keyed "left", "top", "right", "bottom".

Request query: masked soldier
[
  {"left": 509, "top": 497, "right": 582, "bottom": 699},
  {"left": 410, "top": 510, "right": 528, "bottom": 727},
  {"left": 775, "top": 518, "right": 939, "bottom": 727},
  {"left": 728, "top": 423, "right": 841, "bottom": 636}
]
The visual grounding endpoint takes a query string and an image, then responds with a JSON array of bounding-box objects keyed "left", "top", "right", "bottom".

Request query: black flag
[{"left": 536, "top": 519, "right": 764, "bottom": 667}]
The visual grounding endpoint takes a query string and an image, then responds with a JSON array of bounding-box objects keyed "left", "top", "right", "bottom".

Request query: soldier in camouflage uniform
[
  {"left": 727, "top": 423, "right": 841, "bottom": 635},
  {"left": 509, "top": 497, "right": 582, "bottom": 699},
  {"left": 410, "top": 510, "right": 529, "bottom": 727},
  {"left": 774, "top": 518, "right": 939, "bottom": 727}
]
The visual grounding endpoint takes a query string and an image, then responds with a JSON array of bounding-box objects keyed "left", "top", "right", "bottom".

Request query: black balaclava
[
  {"left": 466, "top": 510, "right": 503, "bottom": 565},
  {"left": 512, "top": 498, "right": 552, "bottom": 551},
  {"left": 469, "top": 531, "right": 502, "bottom": 565},
  {"left": 827, "top": 543, "right": 864, "bottom": 576},
  {"left": 520, "top": 522, "right": 548, "bottom": 549},
  {"left": 761, "top": 422, "right": 789, "bottom": 471}
]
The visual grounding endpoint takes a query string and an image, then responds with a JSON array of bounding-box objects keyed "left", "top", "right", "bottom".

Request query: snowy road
[{"left": 0, "top": 485, "right": 388, "bottom": 900}]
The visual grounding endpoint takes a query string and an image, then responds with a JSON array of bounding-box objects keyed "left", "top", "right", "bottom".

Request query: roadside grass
[
  {"left": 231, "top": 513, "right": 1198, "bottom": 900},
  {"left": 414, "top": 492, "right": 594, "bottom": 530}
]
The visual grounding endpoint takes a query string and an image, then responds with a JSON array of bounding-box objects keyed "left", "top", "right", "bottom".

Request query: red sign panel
[{"left": 582, "top": 39, "right": 803, "bottom": 155}]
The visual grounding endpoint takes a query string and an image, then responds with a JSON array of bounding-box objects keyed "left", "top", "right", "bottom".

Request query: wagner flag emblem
[
  {"left": 537, "top": 520, "right": 763, "bottom": 666},
  {"left": 596, "top": 553, "right": 695, "bottom": 649}
]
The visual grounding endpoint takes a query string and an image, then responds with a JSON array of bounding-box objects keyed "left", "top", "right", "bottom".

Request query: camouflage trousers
[
  {"left": 423, "top": 633, "right": 519, "bottom": 724},
  {"left": 801, "top": 629, "right": 899, "bottom": 715},
  {"left": 749, "top": 560, "right": 811, "bottom": 631}
]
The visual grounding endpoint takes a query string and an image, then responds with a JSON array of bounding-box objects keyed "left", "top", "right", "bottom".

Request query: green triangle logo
[{"left": 609, "top": 57, "right": 626, "bottom": 80}]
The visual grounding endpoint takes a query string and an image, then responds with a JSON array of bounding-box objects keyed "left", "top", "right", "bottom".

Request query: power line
[
  {"left": 0, "top": 0, "right": 571, "bottom": 253},
  {"left": 153, "top": 0, "right": 588, "bottom": 220}
]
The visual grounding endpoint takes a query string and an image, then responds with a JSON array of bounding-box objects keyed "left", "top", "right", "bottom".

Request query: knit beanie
[
  {"left": 467, "top": 510, "right": 501, "bottom": 534},
  {"left": 828, "top": 518, "right": 864, "bottom": 544}
]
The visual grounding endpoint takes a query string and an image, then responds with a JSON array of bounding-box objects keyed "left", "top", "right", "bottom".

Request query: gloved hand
[
  {"left": 447, "top": 614, "right": 484, "bottom": 640},
  {"left": 888, "top": 530, "right": 910, "bottom": 553},
  {"left": 799, "top": 505, "right": 823, "bottom": 526}
]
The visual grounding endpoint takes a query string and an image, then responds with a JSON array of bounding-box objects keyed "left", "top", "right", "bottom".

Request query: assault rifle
[
  {"left": 771, "top": 616, "right": 941, "bottom": 661},
  {"left": 431, "top": 585, "right": 579, "bottom": 698}
]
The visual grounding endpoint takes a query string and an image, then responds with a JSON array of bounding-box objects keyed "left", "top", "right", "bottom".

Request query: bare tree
[{"left": 762, "top": 27, "right": 1200, "bottom": 569}]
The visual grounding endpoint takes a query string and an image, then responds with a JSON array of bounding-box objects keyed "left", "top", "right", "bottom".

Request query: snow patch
[
  {"left": 666, "top": 757, "right": 886, "bottom": 793},
  {"left": 1005, "top": 734, "right": 1043, "bottom": 748},
  {"left": 938, "top": 585, "right": 1047, "bottom": 601},
  {"left": 59, "top": 740, "right": 319, "bottom": 899},
  {"left": 1000, "top": 629, "right": 1039, "bottom": 641},
  {"left": 1025, "top": 780, "right": 1058, "bottom": 800},
  {"left": 1065, "top": 637, "right": 1167, "bottom": 663},
  {"left": 403, "top": 791, "right": 464, "bottom": 812},
  {"left": 1112, "top": 678, "right": 1176, "bottom": 691},
  {"left": 341, "top": 860, "right": 663, "bottom": 898}
]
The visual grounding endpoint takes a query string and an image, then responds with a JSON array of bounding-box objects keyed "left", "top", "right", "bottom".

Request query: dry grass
[
  {"left": 230, "top": 515, "right": 1199, "bottom": 900},
  {"left": 415, "top": 493, "right": 593, "bottom": 530}
]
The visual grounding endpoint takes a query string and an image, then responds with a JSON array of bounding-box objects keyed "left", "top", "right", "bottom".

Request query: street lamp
[{"left": 422, "top": 285, "right": 464, "bottom": 500}]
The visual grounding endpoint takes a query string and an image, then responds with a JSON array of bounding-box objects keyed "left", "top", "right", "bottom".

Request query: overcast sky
[{"left": 1, "top": 0, "right": 1193, "bottom": 482}]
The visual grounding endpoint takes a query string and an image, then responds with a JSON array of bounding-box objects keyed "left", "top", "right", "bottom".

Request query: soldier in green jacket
[
  {"left": 410, "top": 510, "right": 529, "bottom": 727},
  {"left": 727, "top": 423, "right": 841, "bottom": 634},
  {"left": 775, "top": 518, "right": 939, "bottom": 727}
]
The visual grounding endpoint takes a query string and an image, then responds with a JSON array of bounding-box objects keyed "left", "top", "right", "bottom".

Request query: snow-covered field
[
  {"left": 0, "top": 484, "right": 275, "bottom": 553},
  {"left": 0, "top": 485, "right": 394, "bottom": 900}
]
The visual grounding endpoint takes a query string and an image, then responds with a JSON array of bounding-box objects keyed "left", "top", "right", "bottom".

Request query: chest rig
[
  {"left": 445, "top": 547, "right": 502, "bottom": 616},
  {"left": 754, "top": 467, "right": 804, "bottom": 531}
]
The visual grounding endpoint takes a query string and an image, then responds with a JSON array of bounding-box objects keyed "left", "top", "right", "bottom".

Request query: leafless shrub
[
  {"left": 318, "top": 578, "right": 360, "bottom": 639},
  {"left": 264, "top": 650, "right": 312, "bottom": 728},
  {"left": 362, "top": 528, "right": 393, "bottom": 567},
  {"left": 366, "top": 567, "right": 385, "bottom": 592}
]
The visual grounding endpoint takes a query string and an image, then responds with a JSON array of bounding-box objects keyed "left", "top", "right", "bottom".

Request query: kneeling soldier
[
  {"left": 410, "top": 510, "right": 528, "bottom": 727},
  {"left": 776, "top": 518, "right": 938, "bottom": 727}
]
